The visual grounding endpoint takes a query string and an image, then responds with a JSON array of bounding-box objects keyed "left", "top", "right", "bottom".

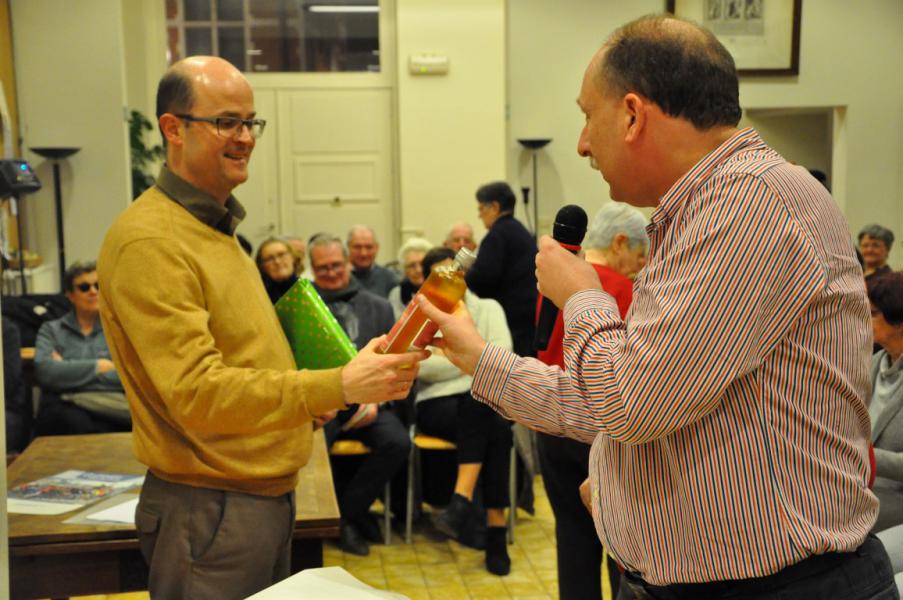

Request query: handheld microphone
[{"left": 534, "top": 204, "right": 588, "bottom": 351}]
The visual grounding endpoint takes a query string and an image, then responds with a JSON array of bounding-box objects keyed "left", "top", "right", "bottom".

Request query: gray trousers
[{"left": 135, "top": 471, "right": 296, "bottom": 600}]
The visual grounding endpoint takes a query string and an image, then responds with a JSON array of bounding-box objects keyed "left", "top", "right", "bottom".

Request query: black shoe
[
  {"left": 338, "top": 522, "right": 370, "bottom": 556},
  {"left": 353, "top": 514, "right": 383, "bottom": 544},
  {"left": 485, "top": 526, "right": 510, "bottom": 576},
  {"left": 433, "top": 493, "right": 486, "bottom": 550}
]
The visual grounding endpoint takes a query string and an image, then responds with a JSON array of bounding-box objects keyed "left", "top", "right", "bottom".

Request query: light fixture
[{"left": 308, "top": 5, "right": 379, "bottom": 13}]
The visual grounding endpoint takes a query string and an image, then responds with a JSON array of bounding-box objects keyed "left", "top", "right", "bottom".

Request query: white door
[{"left": 276, "top": 88, "right": 396, "bottom": 264}]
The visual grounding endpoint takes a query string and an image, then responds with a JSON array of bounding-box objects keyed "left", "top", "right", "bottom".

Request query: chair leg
[
  {"left": 405, "top": 438, "right": 416, "bottom": 544},
  {"left": 384, "top": 481, "right": 392, "bottom": 545},
  {"left": 508, "top": 444, "right": 517, "bottom": 544}
]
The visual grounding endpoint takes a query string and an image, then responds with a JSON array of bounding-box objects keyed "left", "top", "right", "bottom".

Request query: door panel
[{"left": 277, "top": 88, "right": 395, "bottom": 263}]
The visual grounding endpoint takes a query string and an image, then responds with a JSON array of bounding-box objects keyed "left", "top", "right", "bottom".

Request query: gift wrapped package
[{"left": 275, "top": 279, "right": 357, "bottom": 369}]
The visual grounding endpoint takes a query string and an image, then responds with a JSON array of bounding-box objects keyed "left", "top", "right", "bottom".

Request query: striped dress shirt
[{"left": 471, "top": 128, "right": 877, "bottom": 585}]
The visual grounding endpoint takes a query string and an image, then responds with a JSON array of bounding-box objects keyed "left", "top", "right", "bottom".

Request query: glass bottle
[{"left": 379, "top": 248, "right": 475, "bottom": 353}]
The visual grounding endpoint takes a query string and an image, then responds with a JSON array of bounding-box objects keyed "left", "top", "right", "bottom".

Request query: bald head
[
  {"left": 156, "top": 56, "right": 250, "bottom": 145},
  {"left": 595, "top": 15, "right": 741, "bottom": 130}
]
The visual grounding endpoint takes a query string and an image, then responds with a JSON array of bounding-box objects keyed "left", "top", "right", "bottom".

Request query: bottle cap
[{"left": 454, "top": 247, "right": 476, "bottom": 271}]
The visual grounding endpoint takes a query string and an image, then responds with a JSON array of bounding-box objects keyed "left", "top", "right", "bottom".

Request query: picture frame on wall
[{"left": 666, "top": 0, "right": 802, "bottom": 76}]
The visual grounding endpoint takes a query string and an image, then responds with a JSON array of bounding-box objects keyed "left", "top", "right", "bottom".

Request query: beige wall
[
  {"left": 508, "top": 0, "right": 903, "bottom": 268},
  {"left": 122, "top": 0, "right": 168, "bottom": 121},
  {"left": 395, "top": 0, "right": 506, "bottom": 247},
  {"left": 12, "top": 0, "right": 131, "bottom": 288},
  {"left": 507, "top": 0, "right": 663, "bottom": 232},
  {"left": 741, "top": 0, "right": 903, "bottom": 268}
]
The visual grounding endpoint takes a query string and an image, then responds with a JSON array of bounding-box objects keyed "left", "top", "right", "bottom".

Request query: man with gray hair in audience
[
  {"left": 444, "top": 222, "right": 477, "bottom": 253},
  {"left": 347, "top": 225, "right": 400, "bottom": 298},
  {"left": 308, "top": 233, "right": 410, "bottom": 557}
]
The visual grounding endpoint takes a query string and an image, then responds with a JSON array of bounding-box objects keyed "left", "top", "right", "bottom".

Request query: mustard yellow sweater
[{"left": 98, "top": 187, "right": 345, "bottom": 496}]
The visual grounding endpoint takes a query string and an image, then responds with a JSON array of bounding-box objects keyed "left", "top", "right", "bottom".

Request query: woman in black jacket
[{"left": 465, "top": 181, "right": 538, "bottom": 358}]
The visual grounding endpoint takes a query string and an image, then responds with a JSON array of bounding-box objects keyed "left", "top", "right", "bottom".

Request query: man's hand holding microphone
[{"left": 418, "top": 204, "right": 600, "bottom": 372}]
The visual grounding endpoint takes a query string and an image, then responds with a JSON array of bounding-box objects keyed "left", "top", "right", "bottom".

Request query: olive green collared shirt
[{"left": 155, "top": 165, "right": 246, "bottom": 236}]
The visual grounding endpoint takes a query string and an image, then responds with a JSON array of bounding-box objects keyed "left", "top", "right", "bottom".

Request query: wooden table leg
[{"left": 290, "top": 538, "right": 324, "bottom": 572}]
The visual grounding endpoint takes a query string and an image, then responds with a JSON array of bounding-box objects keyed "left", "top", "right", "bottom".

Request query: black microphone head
[{"left": 552, "top": 204, "right": 588, "bottom": 246}]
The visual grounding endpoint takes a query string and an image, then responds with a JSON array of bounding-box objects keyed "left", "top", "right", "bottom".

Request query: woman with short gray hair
[{"left": 859, "top": 224, "right": 895, "bottom": 281}]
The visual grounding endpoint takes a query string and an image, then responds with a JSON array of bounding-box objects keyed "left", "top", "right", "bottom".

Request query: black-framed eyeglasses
[
  {"left": 313, "top": 262, "right": 347, "bottom": 276},
  {"left": 174, "top": 114, "right": 267, "bottom": 139},
  {"left": 76, "top": 282, "right": 99, "bottom": 292}
]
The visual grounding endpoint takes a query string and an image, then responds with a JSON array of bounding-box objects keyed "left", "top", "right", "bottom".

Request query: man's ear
[
  {"left": 611, "top": 232, "right": 629, "bottom": 253},
  {"left": 158, "top": 113, "right": 183, "bottom": 148},
  {"left": 622, "top": 93, "right": 647, "bottom": 143}
]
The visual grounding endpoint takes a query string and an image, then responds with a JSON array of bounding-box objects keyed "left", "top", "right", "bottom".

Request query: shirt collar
[
  {"left": 61, "top": 311, "right": 101, "bottom": 336},
  {"left": 155, "top": 165, "right": 246, "bottom": 235},
  {"left": 650, "top": 128, "right": 764, "bottom": 228},
  {"left": 879, "top": 351, "right": 903, "bottom": 378}
]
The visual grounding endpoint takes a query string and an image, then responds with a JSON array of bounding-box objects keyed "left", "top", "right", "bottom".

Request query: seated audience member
[
  {"left": 466, "top": 182, "right": 538, "bottom": 358},
  {"left": 536, "top": 202, "right": 648, "bottom": 600},
  {"left": 809, "top": 169, "right": 830, "bottom": 191},
  {"left": 859, "top": 224, "right": 895, "bottom": 282},
  {"left": 416, "top": 247, "right": 515, "bottom": 575},
  {"left": 285, "top": 235, "right": 308, "bottom": 277},
  {"left": 34, "top": 262, "right": 130, "bottom": 434},
  {"left": 868, "top": 273, "right": 903, "bottom": 533},
  {"left": 309, "top": 234, "right": 410, "bottom": 556},
  {"left": 236, "top": 233, "right": 253, "bottom": 256},
  {"left": 347, "top": 225, "right": 400, "bottom": 298},
  {"left": 3, "top": 316, "right": 30, "bottom": 453},
  {"left": 255, "top": 237, "right": 300, "bottom": 303},
  {"left": 443, "top": 222, "right": 477, "bottom": 253},
  {"left": 388, "top": 237, "right": 433, "bottom": 318}
]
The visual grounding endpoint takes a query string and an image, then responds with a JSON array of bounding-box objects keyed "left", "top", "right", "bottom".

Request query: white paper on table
[
  {"left": 84, "top": 497, "right": 139, "bottom": 525},
  {"left": 247, "top": 566, "right": 409, "bottom": 600}
]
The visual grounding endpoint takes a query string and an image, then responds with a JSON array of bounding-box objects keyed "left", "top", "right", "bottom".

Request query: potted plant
[{"left": 128, "top": 110, "right": 164, "bottom": 199}]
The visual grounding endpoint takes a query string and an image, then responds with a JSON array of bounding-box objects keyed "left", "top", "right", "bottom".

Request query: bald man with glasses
[{"left": 98, "top": 56, "right": 426, "bottom": 599}]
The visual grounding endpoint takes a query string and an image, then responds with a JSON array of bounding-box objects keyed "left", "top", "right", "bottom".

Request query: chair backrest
[
  {"left": 329, "top": 439, "right": 372, "bottom": 456},
  {"left": 1, "top": 293, "right": 70, "bottom": 347}
]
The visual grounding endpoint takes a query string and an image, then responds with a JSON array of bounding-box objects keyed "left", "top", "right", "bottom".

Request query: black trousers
[
  {"left": 538, "top": 432, "right": 620, "bottom": 600},
  {"left": 325, "top": 408, "right": 410, "bottom": 521},
  {"left": 417, "top": 392, "right": 512, "bottom": 509}
]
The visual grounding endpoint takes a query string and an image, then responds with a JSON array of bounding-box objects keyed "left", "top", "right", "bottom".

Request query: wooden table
[{"left": 7, "top": 431, "right": 340, "bottom": 599}]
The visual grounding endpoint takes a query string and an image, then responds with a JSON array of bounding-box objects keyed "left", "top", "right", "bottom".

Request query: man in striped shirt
[{"left": 420, "top": 15, "right": 897, "bottom": 600}]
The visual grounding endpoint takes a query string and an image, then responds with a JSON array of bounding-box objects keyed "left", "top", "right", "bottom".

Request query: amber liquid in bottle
[{"left": 379, "top": 249, "right": 474, "bottom": 354}]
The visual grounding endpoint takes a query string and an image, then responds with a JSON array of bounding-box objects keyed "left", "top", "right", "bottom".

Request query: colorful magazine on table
[{"left": 7, "top": 470, "right": 144, "bottom": 515}]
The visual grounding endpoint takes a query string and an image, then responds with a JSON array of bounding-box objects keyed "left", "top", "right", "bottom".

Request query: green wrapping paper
[{"left": 275, "top": 279, "right": 357, "bottom": 369}]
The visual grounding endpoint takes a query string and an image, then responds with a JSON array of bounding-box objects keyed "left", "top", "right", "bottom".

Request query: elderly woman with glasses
[
  {"left": 387, "top": 237, "right": 434, "bottom": 319},
  {"left": 868, "top": 273, "right": 903, "bottom": 533},
  {"left": 33, "top": 261, "right": 130, "bottom": 434},
  {"left": 859, "top": 224, "right": 895, "bottom": 282},
  {"left": 255, "top": 237, "right": 301, "bottom": 304}
]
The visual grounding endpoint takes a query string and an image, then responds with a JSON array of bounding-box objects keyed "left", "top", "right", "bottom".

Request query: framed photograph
[{"left": 666, "top": 0, "right": 802, "bottom": 76}]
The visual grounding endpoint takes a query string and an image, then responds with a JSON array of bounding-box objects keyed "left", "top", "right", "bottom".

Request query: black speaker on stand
[
  {"left": 517, "top": 138, "right": 551, "bottom": 242},
  {"left": 0, "top": 159, "right": 42, "bottom": 294},
  {"left": 30, "top": 147, "right": 80, "bottom": 291}
]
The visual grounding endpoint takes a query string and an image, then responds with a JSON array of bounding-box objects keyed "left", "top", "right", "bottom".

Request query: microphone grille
[{"left": 552, "top": 204, "right": 588, "bottom": 245}]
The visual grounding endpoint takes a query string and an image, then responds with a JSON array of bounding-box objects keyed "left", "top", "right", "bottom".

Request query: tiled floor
[
  {"left": 75, "top": 478, "right": 610, "bottom": 600},
  {"left": 321, "top": 480, "right": 562, "bottom": 600}
]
